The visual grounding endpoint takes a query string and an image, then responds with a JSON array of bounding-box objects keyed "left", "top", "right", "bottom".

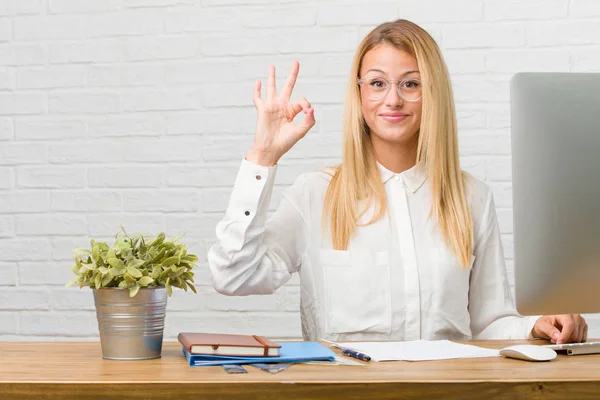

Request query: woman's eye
[
  {"left": 403, "top": 80, "right": 421, "bottom": 88},
  {"left": 370, "top": 80, "right": 386, "bottom": 88}
]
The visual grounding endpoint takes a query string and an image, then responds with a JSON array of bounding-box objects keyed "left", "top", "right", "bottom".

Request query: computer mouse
[{"left": 499, "top": 345, "right": 557, "bottom": 362}]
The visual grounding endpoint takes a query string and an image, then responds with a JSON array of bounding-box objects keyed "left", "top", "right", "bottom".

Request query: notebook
[
  {"left": 182, "top": 341, "right": 336, "bottom": 367},
  {"left": 178, "top": 332, "right": 281, "bottom": 356}
]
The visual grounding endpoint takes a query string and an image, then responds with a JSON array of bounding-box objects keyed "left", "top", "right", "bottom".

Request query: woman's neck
[{"left": 371, "top": 136, "right": 418, "bottom": 174}]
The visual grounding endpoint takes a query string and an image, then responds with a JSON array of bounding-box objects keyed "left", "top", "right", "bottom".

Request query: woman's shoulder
[
  {"left": 462, "top": 170, "right": 494, "bottom": 220},
  {"left": 282, "top": 164, "right": 337, "bottom": 206}
]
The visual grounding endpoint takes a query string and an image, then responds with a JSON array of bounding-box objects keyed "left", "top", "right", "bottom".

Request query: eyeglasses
[{"left": 357, "top": 77, "right": 423, "bottom": 102}]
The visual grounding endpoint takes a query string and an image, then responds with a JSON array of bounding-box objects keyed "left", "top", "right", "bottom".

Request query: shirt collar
[{"left": 377, "top": 161, "right": 427, "bottom": 193}]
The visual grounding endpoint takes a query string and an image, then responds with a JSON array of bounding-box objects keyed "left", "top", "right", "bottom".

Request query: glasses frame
[{"left": 357, "top": 77, "right": 423, "bottom": 102}]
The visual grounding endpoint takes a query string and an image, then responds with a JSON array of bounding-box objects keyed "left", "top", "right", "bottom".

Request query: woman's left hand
[{"left": 531, "top": 314, "right": 588, "bottom": 344}]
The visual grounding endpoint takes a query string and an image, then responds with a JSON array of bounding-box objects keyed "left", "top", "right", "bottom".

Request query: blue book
[{"left": 182, "top": 341, "right": 335, "bottom": 367}]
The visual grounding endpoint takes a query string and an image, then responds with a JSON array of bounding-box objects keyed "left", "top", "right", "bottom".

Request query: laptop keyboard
[{"left": 544, "top": 341, "right": 600, "bottom": 355}]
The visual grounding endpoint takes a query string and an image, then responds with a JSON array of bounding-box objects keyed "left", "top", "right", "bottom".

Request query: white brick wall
[{"left": 1, "top": 0, "right": 599, "bottom": 341}]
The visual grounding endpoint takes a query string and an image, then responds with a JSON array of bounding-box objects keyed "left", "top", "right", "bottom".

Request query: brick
[
  {"left": 0, "top": 143, "right": 47, "bottom": 165},
  {"left": 167, "top": 286, "right": 277, "bottom": 312},
  {"left": 87, "top": 114, "right": 164, "bottom": 137},
  {"left": 52, "top": 237, "right": 88, "bottom": 261},
  {"left": 202, "top": 137, "right": 252, "bottom": 162},
  {"left": 0, "top": 288, "right": 50, "bottom": 310},
  {"left": 0, "top": 18, "right": 10, "bottom": 42},
  {"left": 459, "top": 131, "right": 511, "bottom": 156},
  {"left": 320, "top": 53, "right": 354, "bottom": 77},
  {"left": 487, "top": 105, "right": 511, "bottom": 129},
  {"left": 0, "top": 67, "right": 14, "bottom": 90},
  {"left": 88, "top": 64, "right": 165, "bottom": 87},
  {"left": 486, "top": 156, "right": 512, "bottom": 181},
  {"left": 88, "top": 214, "right": 166, "bottom": 237},
  {"left": 50, "top": 0, "right": 121, "bottom": 13},
  {"left": 16, "top": 215, "right": 87, "bottom": 236},
  {"left": 86, "top": 10, "right": 164, "bottom": 38},
  {"left": 571, "top": 47, "right": 600, "bottom": 72},
  {"left": 0, "top": 167, "right": 13, "bottom": 189},
  {"left": 123, "top": 190, "right": 200, "bottom": 212},
  {"left": 123, "top": 138, "right": 204, "bottom": 162},
  {"left": 443, "top": 23, "right": 526, "bottom": 49},
  {"left": 501, "top": 234, "right": 514, "bottom": 259},
  {"left": 0, "top": 117, "right": 12, "bottom": 140},
  {"left": 165, "top": 165, "right": 239, "bottom": 188},
  {"left": 123, "top": 35, "right": 198, "bottom": 61},
  {"left": 452, "top": 75, "right": 510, "bottom": 103},
  {"left": 122, "top": 89, "right": 200, "bottom": 112},
  {"left": 49, "top": 92, "right": 120, "bottom": 114},
  {"left": 50, "top": 288, "right": 95, "bottom": 311},
  {"left": 13, "top": 15, "right": 84, "bottom": 40},
  {"left": 319, "top": 2, "right": 397, "bottom": 25},
  {"left": 0, "top": 262, "right": 17, "bottom": 286},
  {"left": 0, "top": 191, "right": 50, "bottom": 213},
  {"left": 51, "top": 191, "right": 122, "bottom": 212},
  {"left": 0, "top": 215, "right": 14, "bottom": 237},
  {"left": 456, "top": 107, "right": 487, "bottom": 130},
  {"left": 48, "top": 39, "right": 122, "bottom": 64},
  {"left": 0, "top": 239, "right": 50, "bottom": 261},
  {"left": 164, "top": 60, "right": 238, "bottom": 84},
  {"left": 484, "top": 0, "right": 568, "bottom": 20},
  {"left": 277, "top": 27, "right": 359, "bottom": 54},
  {"left": 397, "top": 0, "right": 481, "bottom": 22},
  {"left": 569, "top": 0, "right": 600, "bottom": 17},
  {"left": 165, "top": 6, "right": 242, "bottom": 34},
  {"left": 460, "top": 157, "right": 486, "bottom": 182},
  {"left": 17, "top": 66, "right": 86, "bottom": 89},
  {"left": 0, "top": 312, "right": 17, "bottom": 334},
  {"left": 89, "top": 166, "right": 164, "bottom": 188},
  {"left": 527, "top": 21, "right": 600, "bottom": 46},
  {"left": 244, "top": 6, "right": 316, "bottom": 28},
  {"left": 443, "top": 50, "right": 486, "bottom": 75},
  {"left": 0, "top": 0, "right": 46, "bottom": 16},
  {"left": 0, "top": 44, "right": 45, "bottom": 66},
  {"left": 166, "top": 109, "right": 256, "bottom": 135},
  {"left": 0, "top": 92, "right": 46, "bottom": 115},
  {"left": 202, "top": 32, "right": 277, "bottom": 56},
  {"left": 20, "top": 312, "right": 98, "bottom": 336},
  {"left": 15, "top": 118, "right": 85, "bottom": 140},
  {"left": 49, "top": 140, "right": 125, "bottom": 164},
  {"left": 17, "top": 166, "right": 86, "bottom": 188},
  {"left": 124, "top": 0, "right": 180, "bottom": 7},
  {"left": 486, "top": 49, "right": 569, "bottom": 73},
  {"left": 166, "top": 214, "right": 222, "bottom": 240},
  {"left": 19, "top": 261, "right": 74, "bottom": 285}
]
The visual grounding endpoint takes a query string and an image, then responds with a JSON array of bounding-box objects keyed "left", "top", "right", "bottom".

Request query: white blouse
[{"left": 208, "top": 159, "right": 538, "bottom": 342}]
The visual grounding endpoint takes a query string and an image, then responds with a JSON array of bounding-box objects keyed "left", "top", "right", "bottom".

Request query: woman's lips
[{"left": 380, "top": 113, "right": 408, "bottom": 123}]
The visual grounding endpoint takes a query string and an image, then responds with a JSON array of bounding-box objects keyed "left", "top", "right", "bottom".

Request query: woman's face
[{"left": 359, "top": 44, "right": 422, "bottom": 147}]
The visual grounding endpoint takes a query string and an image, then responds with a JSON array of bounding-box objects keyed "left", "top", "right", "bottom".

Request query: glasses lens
[
  {"left": 363, "top": 77, "right": 389, "bottom": 100},
  {"left": 399, "top": 79, "right": 422, "bottom": 101}
]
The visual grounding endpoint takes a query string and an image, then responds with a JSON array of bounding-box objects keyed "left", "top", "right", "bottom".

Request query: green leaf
[
  {"left": 107, "top": 258, "right": 125, "bottom": 269},
  {"left": 150, "top": 232, "right": 165, "bottom": 247},
  {"left": 101, "top": 274, "right": 113, "bottom": 286},
  {"left": 126, "top": 267, "right": 143, "bottom": 278},
  {"left": 124, "top": 273, "right": 137, "bottom": 283},
  {"left": 137, "top": 276, "right": 154, "bottom": 286},
  {"left": 71, "top": 264, "right": 80, "bottom": 274},
  {"left": 166, "top": 282, "right": 172, "bottom": 297},
  {"left": 127, "top": 259, "right": 145, "bottom": 269},
  {"left": 108, "top": 267, "right": 125, "bottom": 277},
  {"left": 98, "top": 266, "right": 109, "bottom": 274},
  {"left": 92, "top": 243, "right": 100, "bottom": 263},
  {"left": 187, "top": 282, "right": 197, "bottom": 293},
  {"left": 94, "top": 273, "right": 102, "bottom": 289},
  {"left": 65, "top": 276, "right": 80, "bottom": 288},
  {"left": 129, "top": 285, "right": 141, "bottom": 297}
]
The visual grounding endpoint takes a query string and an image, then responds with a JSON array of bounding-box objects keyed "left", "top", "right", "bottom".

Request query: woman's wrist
[{"left": 245, "top": 148, "right": 278, "bottom": 167}]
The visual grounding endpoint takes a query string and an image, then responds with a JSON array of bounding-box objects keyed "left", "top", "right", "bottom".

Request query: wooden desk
[{"left": 1, "top": 340, "right": 599, "bottom": 399}]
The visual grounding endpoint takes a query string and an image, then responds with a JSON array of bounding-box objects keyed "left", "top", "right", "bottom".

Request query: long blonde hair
[{"left": 323, "top": 19, "right": 473, "bottom": 268}]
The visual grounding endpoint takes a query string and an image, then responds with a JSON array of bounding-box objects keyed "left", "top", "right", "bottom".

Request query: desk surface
[{"left": 2, "top": 340, "right": 600, "bottom": 399}]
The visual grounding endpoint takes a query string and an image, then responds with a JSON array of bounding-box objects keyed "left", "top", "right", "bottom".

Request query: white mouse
[{"left": 499, "top": 345, "right": 557, "bottom": 362}]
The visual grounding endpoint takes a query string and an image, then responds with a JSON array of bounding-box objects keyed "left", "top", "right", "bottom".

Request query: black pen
[{"left": 342, "top": 348, "right": 371, "bottom": 362}]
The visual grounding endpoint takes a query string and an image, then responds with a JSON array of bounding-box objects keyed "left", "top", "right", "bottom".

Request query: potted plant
[{"left": 67, "top": 226, "right": 198, "bottom": 360}]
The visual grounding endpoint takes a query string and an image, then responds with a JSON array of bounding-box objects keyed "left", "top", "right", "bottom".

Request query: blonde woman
[{"left": 208, "top": 19, "right": 587, "bottom": 343}]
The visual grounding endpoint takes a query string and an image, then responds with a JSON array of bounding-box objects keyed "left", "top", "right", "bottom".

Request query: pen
[{"left": 342, "top": 348, "right": 371, "bottom": 362}]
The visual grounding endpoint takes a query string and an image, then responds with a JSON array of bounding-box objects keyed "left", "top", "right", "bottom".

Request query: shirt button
[
  {"left": 255, "top": 175, "right": 262, "bottom": 180},
  {"left": 244, "top": 211, "right": 250, "bottom": 216},
  {"left": 394, "top": 176, "right": 400, "bottom": 181}
]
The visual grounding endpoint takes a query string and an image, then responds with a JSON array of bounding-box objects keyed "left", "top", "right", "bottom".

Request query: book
[
  {"left": 177, "top": 332, "right": 282, "bottom": 357},
  {"left": 182, "top": 341, "right": 336, "bottom": 367}
]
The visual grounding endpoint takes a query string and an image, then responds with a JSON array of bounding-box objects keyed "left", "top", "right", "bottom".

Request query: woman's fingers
[
  {"left": 280, "top": 61, "right": 300, "bottom": 101},
  {"left": 253, "top": 80, "right": 262, "bottom": 108},
  {"left": 295, "top": 107, "right": 316, "bottom": 138},
  {"left": 290, "top": 98, "right": 312, "bottom": 118},
  {"left": 266, "top": 65, "right": 276, "bottom": 102}
]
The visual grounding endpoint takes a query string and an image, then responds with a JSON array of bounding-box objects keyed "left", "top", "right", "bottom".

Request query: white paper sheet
[{"left": 330, "top": 340, "right": 500, "bottom": 362}]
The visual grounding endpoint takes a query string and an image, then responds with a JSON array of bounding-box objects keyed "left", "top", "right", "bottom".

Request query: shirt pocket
[
  {"left": 320, "top": 249, "right": 392, "bottom": 335},
  {"left": 431, "top": 246, "right": 474, "bottom": 339}
]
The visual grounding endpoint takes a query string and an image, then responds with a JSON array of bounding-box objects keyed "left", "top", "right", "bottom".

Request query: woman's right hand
[{"left": 246, "top": 61, "right": 316, "bottom": 167}]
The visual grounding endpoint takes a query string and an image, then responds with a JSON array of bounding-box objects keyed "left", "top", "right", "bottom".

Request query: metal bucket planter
[{"left": 93, "top": 287, "right": 167, "bottom": 360}]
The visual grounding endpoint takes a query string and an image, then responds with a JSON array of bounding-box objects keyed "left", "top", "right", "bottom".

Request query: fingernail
[{"left": 553, "top": 332, "right": 560, "bottom": 340}]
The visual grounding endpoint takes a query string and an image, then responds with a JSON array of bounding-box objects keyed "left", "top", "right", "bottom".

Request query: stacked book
[{"left": 178, "top": 332, "right": 335, "bottom": 367}]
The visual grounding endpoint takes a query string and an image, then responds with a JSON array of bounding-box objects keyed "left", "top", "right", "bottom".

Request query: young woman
[{"left": 207, "top": 19, "right": 587, "bottom": 343}]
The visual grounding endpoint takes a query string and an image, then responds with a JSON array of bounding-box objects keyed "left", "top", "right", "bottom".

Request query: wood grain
[{"left": 1, "top": 340, "right": 600, "bottom": 399}]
